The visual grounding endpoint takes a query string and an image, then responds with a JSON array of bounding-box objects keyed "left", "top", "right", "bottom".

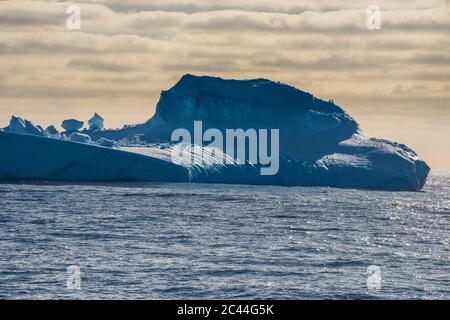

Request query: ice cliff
[{"left": 0, "top": 74, "right": 430, "bottom": 190}]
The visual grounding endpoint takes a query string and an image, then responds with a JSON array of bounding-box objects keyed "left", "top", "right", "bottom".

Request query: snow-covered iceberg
[
  {"left": 69, "top": 132, "right": 91, "bottom": 143},
  {"left": 62, "top": 119, "right": 83, "bottom": 132},
  {"left": 3, "top": 116, "right": 45, "bottom": 137},
  {"left": 0, "top": 74, "right": 430, "bottom": 190},
  {"left": 88, "top": 113, "right": 104, "bottom": 131},
  {"left": 0, "top": 131, "right": 186, "bottom": 182},
  {"left": 45, "top": 125, "right": 59, "bottom": 136}
]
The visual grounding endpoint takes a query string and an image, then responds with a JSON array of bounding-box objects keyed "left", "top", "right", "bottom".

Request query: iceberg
[
  {"left": 0, "top": 131, "right": 186, "bottom": 182},
  {"left": 88, "top": 113, "right": 104, "bottom": 131},
  {"left": 97, "top": 137, "right": 115, "bottom": 148},
  {"left": 61, "top": 119, "right": 83, "bottom": 132},
  {"left": 0, "top": 74, "right": 430, "bottom": 191},
  {"left": 69, "top": 132, "right": 91, "bottom": 144},
  {"left": 45, "top": 125, "right": 59, "bottom": 136},
  {"left": 3, "top": 116, "right": 45, "bottom": 137}
]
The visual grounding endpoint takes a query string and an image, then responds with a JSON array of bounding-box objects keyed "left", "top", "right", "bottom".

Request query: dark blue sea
[{"left": 0, "top": 172, "right": 448, "bottom": 299}]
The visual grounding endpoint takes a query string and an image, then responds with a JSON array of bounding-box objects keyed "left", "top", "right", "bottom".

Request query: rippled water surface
[{"left": 0, "top": 172, "right": 449, "bottom": 299}]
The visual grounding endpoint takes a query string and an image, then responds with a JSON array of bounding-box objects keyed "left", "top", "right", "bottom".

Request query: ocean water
[{"left": 0, "top": 172, "right": 448, "bottom": 300}]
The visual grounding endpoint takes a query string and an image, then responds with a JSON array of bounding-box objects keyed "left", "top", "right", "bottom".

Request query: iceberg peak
[
  {"left": 4, "top": 116, "right": 45, "bottom": 137},
  {"left": 153, "top": 74, "right": 349, "bottom": 131}
]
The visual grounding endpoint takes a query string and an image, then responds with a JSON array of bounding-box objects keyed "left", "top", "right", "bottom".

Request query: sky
[{"left": 0, "top": 0, "right": 449, "bottom": 169}]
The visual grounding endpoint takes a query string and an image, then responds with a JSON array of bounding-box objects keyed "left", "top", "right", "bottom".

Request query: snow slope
[
  {"left": 0, "top": 74, "right": 430, "bottom": 190},
  {"left": 0, "top": 132, "right": 187, "bottom": 182}
]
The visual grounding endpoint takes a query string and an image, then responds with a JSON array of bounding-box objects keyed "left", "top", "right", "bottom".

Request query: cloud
[
  {"left": 162, "top": 59, "right": 247, "bottom": 73},
  {"left": 406, "top": 53, "right": 450, "bottom": 65},
  {"left": 64, "top": 0, "right": 445, "bottom": 14},
  {"left": 0, "top": 84, "right": 153, "bottom": 99},
  {"left": 0, "top": 0, "right": 448, "bottom": 169},
  {"left": 66, "top": 58, "right": 134, "bottom": 72},
  {"left": 0, "top": 0, "right": 449, "bottom": 117},
  {"left": 0, "top": 31, "right": 171, "bottom": 54},
  {"left": 252, "top": 55, "right": 383, "bottom": 71},
  {"left": 1, "top": 1, "right": 448, "bottom": 35}
]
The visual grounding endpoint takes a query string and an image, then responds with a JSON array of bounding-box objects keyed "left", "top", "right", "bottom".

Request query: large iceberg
[{"left": 0, "top": 74, "right": 430, "bottom": 190}]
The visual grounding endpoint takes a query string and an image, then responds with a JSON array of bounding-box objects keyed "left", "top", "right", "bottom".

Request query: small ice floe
[
  {"left": 97, "top": 137, "right": 115, "bottom": 148},
  {"left": 62, "top": 119, "right": 84, "bottom": 132},
  {"left": 69, "top": 132, "right": 91, "bottom": 143},
  {"left": 88, "top": 113, "right": 104, "bottom": 131},
  {"left": 45, "top": 125, "right": 59, "bottom": 136}
]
